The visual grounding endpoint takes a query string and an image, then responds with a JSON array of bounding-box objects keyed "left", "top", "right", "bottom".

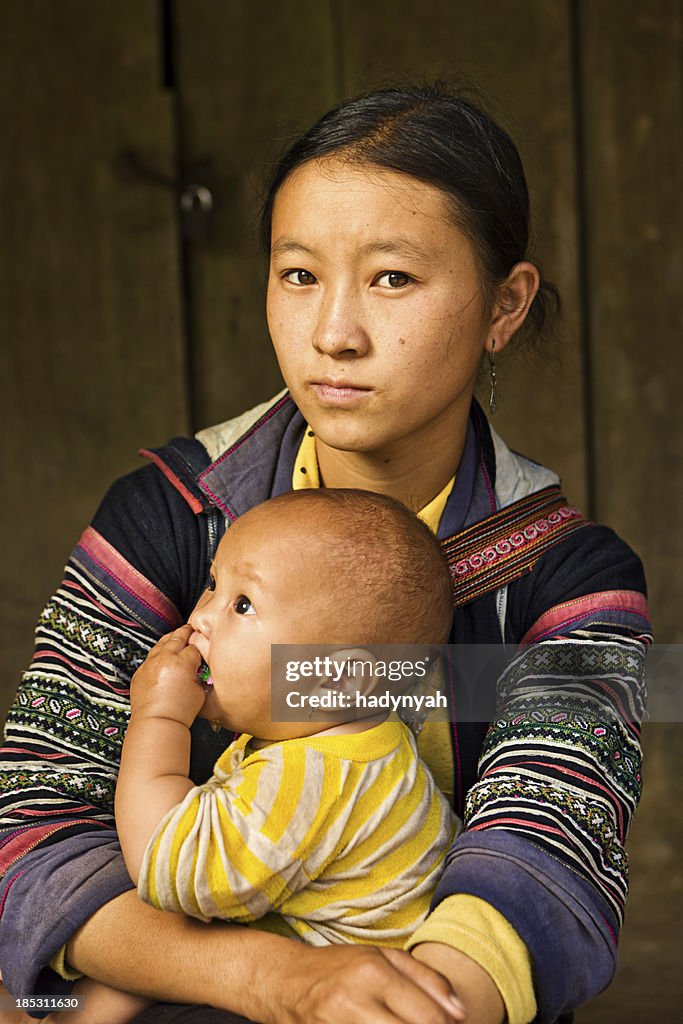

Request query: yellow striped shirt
[{"left": 139, "top": 717, "right": 457, "bottom": 946}]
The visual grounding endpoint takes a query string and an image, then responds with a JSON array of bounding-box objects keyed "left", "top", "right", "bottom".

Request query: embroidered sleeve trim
[
  {"left": 521, "top": 590, "right": 651, "bottom": 645},
  {"left": 77, "top": 527, "right": 182, "bottom": 631}
]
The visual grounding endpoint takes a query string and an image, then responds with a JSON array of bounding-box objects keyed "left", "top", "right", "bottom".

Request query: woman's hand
[
  {"left": 130, "top": 624, "right": 204, "bottom": 727},
  {"left": 267, "top": 944, "right": 467, "bottom": 1024}
]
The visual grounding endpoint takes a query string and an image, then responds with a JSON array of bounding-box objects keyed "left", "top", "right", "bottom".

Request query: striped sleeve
[
  {"left": 433, "top": 526, "right": 652, "bottom": 1022},
  {"left": 0, "top": 463, "right": 208, "bottom": 997},
  {"left": 467, "top": 626, "right": 648, "bottom": 927},
  {"left": 0, "top": 528, "right": 172, "bottom": 855}
]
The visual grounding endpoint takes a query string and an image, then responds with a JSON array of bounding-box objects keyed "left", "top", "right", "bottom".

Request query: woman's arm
[
  {"left": 0, "top": 463, "right": 209, "bottom": 996},
  {"left": 412, "top": 946, "right": 504, "bottom": 1024},
  {"left": 420, "top": 525, "right": 651, "bottom": 1022},
  {"left": 67, "top": 890, "right": 470, "bottom": 1024}
]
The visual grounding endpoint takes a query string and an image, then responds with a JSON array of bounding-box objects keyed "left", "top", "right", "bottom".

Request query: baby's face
[{"left": 188, "top": 505, "right": 345, "bottom": 738}]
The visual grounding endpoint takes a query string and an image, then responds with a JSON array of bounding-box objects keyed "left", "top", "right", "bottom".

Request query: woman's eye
[
  {"left": 234, "top": 595, "right": 255, "bottom": 615},
  {"left": 282, "top": 269, "right": 317, "bottom": 286},
  {"left": 376, "top": 271, "right": 413, "bottom": 289},
  {"left": 206, "top": 575, "right": 216, "bottom": 593}
]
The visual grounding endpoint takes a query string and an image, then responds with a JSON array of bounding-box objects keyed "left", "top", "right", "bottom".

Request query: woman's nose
[{"left": 314, "top": 287, "right": 370, "bottom": 358}]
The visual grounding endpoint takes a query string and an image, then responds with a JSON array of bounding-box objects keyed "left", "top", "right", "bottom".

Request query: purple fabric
[
  {"left": 0, "top": 833, "right": 133, "bottom": 997},
  {"left": 433, "top": 830, "right": 618, "bottom": 1022}
]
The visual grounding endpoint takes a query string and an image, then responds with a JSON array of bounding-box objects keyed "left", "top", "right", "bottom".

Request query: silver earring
[{"left": 488, "top": 340, "right": 497, "bottom": 414}]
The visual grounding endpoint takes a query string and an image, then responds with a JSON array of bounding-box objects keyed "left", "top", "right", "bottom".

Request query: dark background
[{"left": 0, "top": 1, "right": 681, "bottom": 1019}]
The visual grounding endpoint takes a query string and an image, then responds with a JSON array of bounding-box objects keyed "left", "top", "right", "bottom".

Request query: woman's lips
[{"left": 309, "top": 382, "right": 372, "bottom": 405}]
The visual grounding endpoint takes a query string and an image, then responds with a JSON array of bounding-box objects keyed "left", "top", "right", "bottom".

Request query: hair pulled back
[{"left": 261, "top": 83, "right": 559, "bottom": 340}]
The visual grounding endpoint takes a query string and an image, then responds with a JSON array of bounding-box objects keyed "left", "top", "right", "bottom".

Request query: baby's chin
[{"left": 197, "top": 688, "right": 226, "bottom": 732}]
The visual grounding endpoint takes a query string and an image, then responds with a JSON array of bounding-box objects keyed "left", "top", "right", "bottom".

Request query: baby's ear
[{"left": 321, "top": 648, "right": 379, "bottom": 700}]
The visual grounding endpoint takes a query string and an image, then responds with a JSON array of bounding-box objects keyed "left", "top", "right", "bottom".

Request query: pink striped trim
[
  {"left": 487, "top": 760, "right": 625, "bottom": 838},
  {"left": 469, "top": 819, "right": 566, "bottom": 837},
  {"left": 0, "top": 870, "right": 24, "bottom": 922},
  {"left": 592, "top": 679, "right": 640, "bottom": 738},
  {"left": 599, "top": 912, "right": 617, "bottom": 945},
  {"left": 31, "top": 648, "right": 109, "bottom": 685},
  {"left": 30, "top": 648, "right": 131, "bottom": 694},
  {"left": 521, "top": 590, "right": 650, "bottom": 645},
  {"left": 0, "top": 821, "right": 103, "bottom": 875},
  {"left": 14, "top": 805, "right": 97, "bottom": 817},
  {"left": 139, "top": 449, "right": 204, "bottom": 514},
  {"left": 77, "top": 527, "right": 181, "bottom": 628},
  {"left": 62, "top": 579, "right": 139, "bottom": 628},
  {"left": 480, "top": 457, "right": 497, "bottom": 514},
  {"left": 0, "top": 747, "right": 69, "bottom": 760}
]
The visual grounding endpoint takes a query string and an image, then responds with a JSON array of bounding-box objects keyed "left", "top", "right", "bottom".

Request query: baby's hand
[{"left": 130, "top": 625, "right": 205, "bottom": 727}]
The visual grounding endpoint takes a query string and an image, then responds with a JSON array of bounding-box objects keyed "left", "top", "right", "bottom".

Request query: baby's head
[
  {"left": 262, "top": 488, "right": 453, "bottom": 644},
  {"left": 189, "top": 489, "right": 453, "bottom": 738}
]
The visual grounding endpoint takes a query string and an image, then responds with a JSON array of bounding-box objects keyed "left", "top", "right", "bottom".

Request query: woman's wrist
[{"left": 411, "top": 942, "right": 505, "bottom": 1024}]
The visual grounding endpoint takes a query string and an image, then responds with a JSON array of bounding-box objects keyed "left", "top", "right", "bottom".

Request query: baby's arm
[{"left": 115, "top": 625, "right": 205, "bottom": 882}]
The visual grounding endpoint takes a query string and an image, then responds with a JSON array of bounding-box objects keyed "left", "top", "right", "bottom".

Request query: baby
[{"left": 55, "top": 490, "right": 460, "bottom": 1023}]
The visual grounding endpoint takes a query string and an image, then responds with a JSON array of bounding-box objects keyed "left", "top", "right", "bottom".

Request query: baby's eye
[
  {"left": 234, "top": 595, "right": 255, "bottom": 615},
  {"left": 282, "top": 269, "right": 317, "bottom": 286},
  {"left": 375, "top": 271, "right": 414, "bottom": 289}
]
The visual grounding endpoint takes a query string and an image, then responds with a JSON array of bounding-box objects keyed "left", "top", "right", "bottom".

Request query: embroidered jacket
[{"left": 0, "top": 395, "right": 651, "bottom": 1023}]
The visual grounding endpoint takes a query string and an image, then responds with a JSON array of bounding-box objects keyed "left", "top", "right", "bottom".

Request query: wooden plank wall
[
  {"left": 0, "top": 0, "right": 680, "bottom": 1017},
  {"left": 0, "top": 1, "right": 188, "bottom": 712},
  {"left": 572, "top": 2, "right": 683, "bottom": 1020},
  {"left": 174, "top": 0, "right": 339, "bottom": 426}
]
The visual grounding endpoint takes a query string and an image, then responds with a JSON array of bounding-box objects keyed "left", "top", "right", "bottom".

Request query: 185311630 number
[{"left": 8, "top": 997, "right": 81, "bottom": 1011}]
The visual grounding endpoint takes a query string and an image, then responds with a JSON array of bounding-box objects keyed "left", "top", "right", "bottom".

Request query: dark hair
[{"left": 261, "top": 83, "right": 559, "bottom": 341}]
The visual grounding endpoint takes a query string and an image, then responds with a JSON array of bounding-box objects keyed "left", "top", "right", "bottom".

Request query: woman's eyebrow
[
  {"left": 356, "top": 239, "right": 432, "bottom": 261},
  {"left": 271, "top": 237, "right": 432, "bottom": 262},
  {"left": 270, "top": 239, "right": 320, "bottom": 259}
]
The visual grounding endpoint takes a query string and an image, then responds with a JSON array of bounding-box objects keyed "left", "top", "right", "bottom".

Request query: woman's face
[{"left": 266, "top": 158, "right": 492, "bottom": 460}]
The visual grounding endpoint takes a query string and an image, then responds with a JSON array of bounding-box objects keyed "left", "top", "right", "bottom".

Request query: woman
[{"left": 0, "top": 85, "right": 650, "bottom": 1024}]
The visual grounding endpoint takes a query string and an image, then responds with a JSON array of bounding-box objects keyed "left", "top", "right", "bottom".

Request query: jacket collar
[{"left": 196, "top": 392, "right": 503, "bottom": 537}]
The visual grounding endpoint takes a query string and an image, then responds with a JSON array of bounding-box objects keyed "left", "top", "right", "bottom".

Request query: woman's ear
[{"left": 487, "top": 261, "right": 540, "bottom": 355}]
